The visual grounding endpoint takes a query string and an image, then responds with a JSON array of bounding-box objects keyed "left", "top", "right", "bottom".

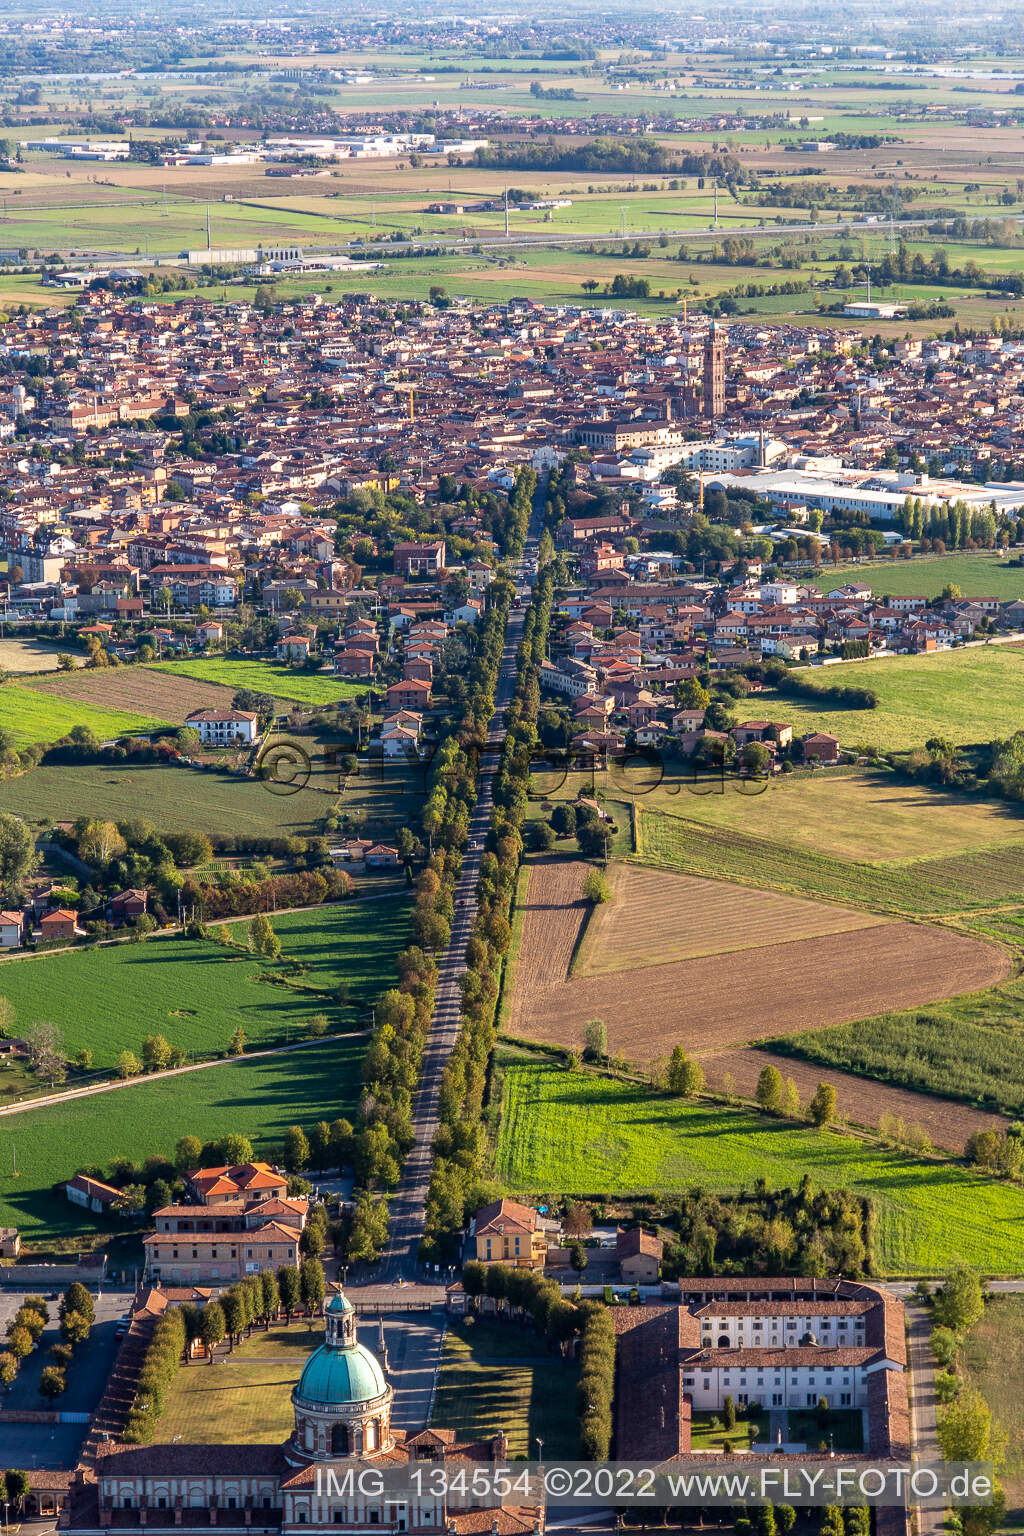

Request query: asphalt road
[{"left": 382, "top": 595, "right": 530, "bottom": 1279}]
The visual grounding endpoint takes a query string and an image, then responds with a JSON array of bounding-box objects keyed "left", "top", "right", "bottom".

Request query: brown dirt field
[
  {"left": 700, "top": 1046, "right": 1007, "bottom": 1153},
  {"left": 513, "top": 855, "right": 590, "bottom": 999},
  {"left": 579, "top": 864, "right": 885, "bottom": 975},
  {"left": 510, "top": 877, "right": 1011, "bottom": 1061},
  {"left": 27, "top": 668, "right": 239, "bottom": 723}
]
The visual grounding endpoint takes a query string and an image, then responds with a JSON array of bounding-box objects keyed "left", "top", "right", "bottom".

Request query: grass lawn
[
  {"left": 0, "top": 1034, "right": 364, "bottom": 1245},
  {"left": 760, "top": 646, "right": 1024, "bottom": 752},
  {"left": 961, "top": 1297, "right": 1024, "bottom": 1526},
  {"left": 787, "top": 1408, "right": 864, "bottom": 1452},
  {"left": 807, "top": 555, "right": 1024, "bottom": 603},
  {"left": 493, "top": 1061, "right": 1024, "bottom": 1275},
  {"left": 430, "top": 1318, "right": 579, "bottom": 1459},
  {"left": 624, "top": 767, "right": 1024, "bottom": 865},
  {"left": 158, "top": 1322, "right": 325, "bottom": 1443},
  {"left": 0, "top": 895, "right": 410, "bottom": 1068},
  {"left": 0, "top": 759, "right": 336, "bottom": 837},
  {"left": 690, "top": 1408, "right": 767, "bottom": 1451},
  {"left": 0, "top": 681, "right": 165, "bottom": 746},
  {"left": 148, "top": 659, "right": 369, "bottom": 707}
]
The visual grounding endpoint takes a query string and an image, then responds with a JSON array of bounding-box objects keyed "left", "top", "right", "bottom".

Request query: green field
[
  {"left": 431, "top": 1317, "right": 579, "bottom": 1459},
  {"left": 0, "top": 896, "right": 409, "bottom": 1068},
  {"left": 0, "top": 759, "right": 336, "bottom": 837},
  {"left": 961, "top": 1297, "right": 1024, "bottom": 1525},
  {"left": 634, "top": 807, "right": 1024, "bottom": 916},
  {"left": 0, "top": 681, "right": 165, "bottom": 746},
  {"left": 769, "top": 976, "right": 1024, "bottom": 1117},
  {"left": 158, "top": 1322, "right": 325, "bottom": 1443},
  {"left": 493, "top": 1061, "right": 1024, "bottom": 1273},
  {"left": 762, "top": 646, "right": 1024, "bottom": 752},
  {"left": 148, "top": 659, "right": 369, "bottom": 707},
  {"left": 0, "top": 1034, "right": 364, "bottom": 1243},
  {"left": 614, "top": 767, "right": 1024, "bottom": 864},
  {"left": 808, "top": 556, "right": 1024, "bottom": 603}
]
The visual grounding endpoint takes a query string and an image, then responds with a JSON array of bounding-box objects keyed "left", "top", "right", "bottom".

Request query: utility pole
[
  {"left": 206, "top": 203, "right": 212, "bottom": 251},
  {"left": 504, "top": 186, "right": 509, "bottom": 239},
  {"left": 713, "top": 179, "right": 719, "bottom": 227},
  {"left": 620, "top": 205, "right": 627, "bottom": 238}
]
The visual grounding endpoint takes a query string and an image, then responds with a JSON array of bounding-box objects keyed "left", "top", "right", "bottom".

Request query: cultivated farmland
[
  {"left": 628, "top": 768, "right": 1024, "bottom": 864},
  {"left": 699, "top": 1047, "right": 1007, "bottom": 1152},
  {"left": 0, "top": 895, "right": 409, "bottom": 1068},
  {"left": 148, "top": 658, "right": 369, "bottom": 707},
  {"left": 507, "top": 858, "right": 1008, "bottom": 1059},
  {"left": 0, "top": 637, "right": 77, "bottom": 674},
  {"left": 0, "top": 1035, "right": 364, "bottom": 1245},
  {"left": 493, "top": 1060, "right": 1024, "bottom": 1273},
  {"left": 0, "top": 760, "right": 334, "bottom": 837},
  {"left": 0, "top": 681, "right": 165, "bottom": 746},
  {"left": 577, "top": 863, "right": 886, "bottom": 975},
  {"left": 28, "top": 666, "right": 240, "bottom": 723},
  {"left": 635, "top": 808, "right": 1024, "bottom": 915}
]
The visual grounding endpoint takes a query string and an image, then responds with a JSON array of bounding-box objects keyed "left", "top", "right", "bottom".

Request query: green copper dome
[{"left": 293, "top": 1341, "right": 388, "bottom": 1409}]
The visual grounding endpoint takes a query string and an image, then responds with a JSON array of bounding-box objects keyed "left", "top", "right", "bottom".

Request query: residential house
[
  {"left": 802, "top": 731, "right": 840, "bottom": 764},
  {"left": 472, "top": 1198, "right": 548, "bottom": 1270},
  {"left": 617, "top": 1227, "right": 663, "bottom": 1283},
  {"left": 0, "top": 911, "right": 23, "bottom": 948},
  {"left": 64, "top": 1173, "right": 122, "bottom": 1214},
  {"left": 185, "top": 707, "right": 259, "bottom": 746},
  {"left": 276, "top": 633, "right": 312, "bottom": 662},
  {"left": 39, "top": 909, "right": 81, "bottom": 942},
  {"left": 385, "top": 678, "right": 432, "bottom": 712}
]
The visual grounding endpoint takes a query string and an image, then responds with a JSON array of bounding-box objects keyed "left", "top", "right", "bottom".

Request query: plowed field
[
  {"left": 507, "top": 859, "right": 1011, "bottom": 1063},
  {"left": 29, "top": 667, "right": 237, "bottom": 722}
]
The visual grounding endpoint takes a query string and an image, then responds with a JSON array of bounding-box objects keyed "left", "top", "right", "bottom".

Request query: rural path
[
  {"left": 382, "top": 553, "right": 537, "bottom": 1279},
  {"left": 0, "top": 1029, "right": 369, "bottom": 1119}
]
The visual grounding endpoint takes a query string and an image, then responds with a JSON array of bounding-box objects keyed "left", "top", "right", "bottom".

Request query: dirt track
[
  {"left": 509, "top": 859, "right": 1012, "bottom": 1064},
  {"left": 701, "top": 1046, "right": 1007, "bottom": 1152}
]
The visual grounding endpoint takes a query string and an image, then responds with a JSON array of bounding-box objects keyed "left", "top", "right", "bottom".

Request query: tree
[
  {"left": 115, "top": 1049, "right": 142, "bottom": 1079},
  {"left": 229, "top": 1026, "right": 246, "bottom": 1056},
  {"left": 174, "top": 1134, "right": 202, "bottom": 1171},
  {"left": 0, "top": 1352, "right": 17, "bottom": 1385},
  {"left": 583, "top": 1018, "right": 607, "bottom": 1061},
  {"left": 277, "top": 1265, "right": 301, "bottom": 1322},
  {"left": 781, "top": 1077, "right": 802, "bottom": 1118},
  {"left": 248, "top": 912, "right": 280, "bottom": 960},
  {"left": 198, "top": 1302, "right": 226, "bottom": 1363},
  {"left": 756, "top": 1064, "right": 784, "bottom": 1113},
  {"left": 284, "top": 1125, "right": 311, "bottom": 1171},
  {"left": 674, "top": 678, "right": 711, "bottom": 711},
  {"left": 808, "top": 1082, "right": 837, "bottom": 1127},
  {"left": 0, "top": 996, "right": 14, "bottom": 1038},
  {"left": 219, "top": 1134, "right": 254, "bottom": 1166},
  {"left": 300, "top": 1257, "right": 326, "bottom": 1316},
  {"left": 220, "top": 1290, "right": 245, "bottom": 1349},
  {"left": 938, "top": 1385, "right": 993, "bottom": 1462},
  {"left": 306, "top": 1012, "right": 329, "bottom": 1039},
  {"left": 934, "top": 1268, "right": 985, "bottom": 1335},
  {"left": 112, "top": 1184, "right": 146, "bottom": 1217},
  {"left": 564, "top": 1201, "right": 593, "bottom": 1240},
  {"left": 0, "top": 812, "right": 36, "bottom": 902},
  {"left": 582, "top": 869, "right": 611, "bottom": 904},
  {"left": 6, "top": 1326, "right": 32, "bottom": 1360},
  {"left": 24, "top": 1021, "right": 66, "bottom": 1086},
  {"left": 146, "top": 1178, "right": 172, "bottom": 1216},
  {"left": 60, "top": 1309, "right": 90, "bottom": 1346},
  {"left": 328, "top": 1117, "right": 355, "bottom": 1173},
  {"left": 141, "top": 1034, "right": 172, "bottom": 1072},
  {"left": 568, "top": 1240, "right": 588, "bottom": 1274},
  {"left": 38, "top": 1365, "right": 66, "bottom": 1401},
  {"left": 260, "top": 1269, "right": 280, "bottom": 1326},
  {"left": 61, "top": 1282, "right": 95, "bottom": 1326},
  {"left": 77, "top": 819, "right": 126, "bottom": 866},
  {"left": 723, "top": 1394, "right": 736, "bottom": 1430},
  {"left": 666, "top": 1044, "right": 704, "bottom": 1096}
]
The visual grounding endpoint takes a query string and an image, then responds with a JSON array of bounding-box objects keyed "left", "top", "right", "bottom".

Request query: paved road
[
  {"left": 905, "top": 1303, "right": 944, "bottom": 1536},
  {"left": 382, "top": 596, "right": 529, "bottom": 1278}
]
